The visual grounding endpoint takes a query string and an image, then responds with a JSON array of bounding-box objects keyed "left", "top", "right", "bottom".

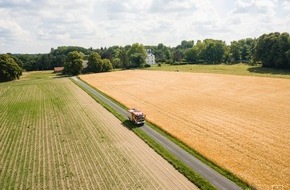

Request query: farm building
[
  {"left": 53, "top": 67, "right": 64, "bottom": 73},
  {"left": 145, "top": 49, "right": 156, "bottom": 65}
]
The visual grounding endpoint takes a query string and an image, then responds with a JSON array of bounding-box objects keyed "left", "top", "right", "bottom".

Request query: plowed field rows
[
  {"left": 0, "top": 72, "right": 197, "bottom": 190},
  {"left": 80, "top": 70, "right": 290, "bottom": 190}
]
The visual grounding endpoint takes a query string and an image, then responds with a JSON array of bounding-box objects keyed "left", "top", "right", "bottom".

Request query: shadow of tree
[
  {"left": 52, "top": 73, "right": 70, "bottom": 79},
  {"left": 247, "top": 66, "right": 290, "bottom": 76}
]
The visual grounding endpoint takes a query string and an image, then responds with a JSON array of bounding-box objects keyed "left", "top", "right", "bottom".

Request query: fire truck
[{"left": 127, "top": 108, "right": 146, "bottom": 125}]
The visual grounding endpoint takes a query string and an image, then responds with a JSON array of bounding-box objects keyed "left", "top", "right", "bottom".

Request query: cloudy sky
[{"left": 0, "top": 0, "right": 289, "bottom": 53}]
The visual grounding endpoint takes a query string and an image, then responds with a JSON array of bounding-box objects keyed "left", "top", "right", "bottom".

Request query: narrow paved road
[{"left": 72, "top": 77, "right": 242, "bottom": 190}]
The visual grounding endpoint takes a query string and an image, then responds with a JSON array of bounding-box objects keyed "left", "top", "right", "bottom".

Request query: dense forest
[{"left": 1, "top": 32, "right": 290, "bottom": 81}]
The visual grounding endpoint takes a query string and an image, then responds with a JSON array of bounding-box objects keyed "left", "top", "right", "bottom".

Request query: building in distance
[{"left": 145, "top": 49, "right": 156, "bottom": 65}]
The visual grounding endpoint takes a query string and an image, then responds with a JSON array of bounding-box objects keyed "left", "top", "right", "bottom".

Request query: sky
[{"left": 0, "top": 0, "right": 289, "bottom": 53}]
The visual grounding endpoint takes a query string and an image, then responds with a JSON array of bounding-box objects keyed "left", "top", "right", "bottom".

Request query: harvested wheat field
[
  {"left": 0, "top": 71, "right": 197, "bottom": 190},
  {"left": 80, "top": 70, "right": 290, "bottom": 190}
]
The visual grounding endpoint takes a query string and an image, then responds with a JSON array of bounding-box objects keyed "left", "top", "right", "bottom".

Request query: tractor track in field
[{"left": 72, "top": 76, "right": 242, "bottom": 190}]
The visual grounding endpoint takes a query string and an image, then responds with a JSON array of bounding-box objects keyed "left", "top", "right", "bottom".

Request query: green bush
[
  {"left": 0, "top": 54, "right": 22, "bottom": 82},
  {"left": 102, "top": 59, "right": 113, "bottom": 72}
]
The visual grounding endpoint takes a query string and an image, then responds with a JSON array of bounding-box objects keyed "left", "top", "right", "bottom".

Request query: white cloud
[
  {"left": 150, "top": 0, "right": 198, "bottom": 14},
  {"left": 0, "top": 9, "right": 30, "bottom": 41},
  {"left": 232, "top": 0, "right": 277, "bottom": 15},
  {"left": 0, "top": 0, "right": 288, "bottom": 53},
  {"left": 282, "top": 0, "right": 290, "bottom": 11}
]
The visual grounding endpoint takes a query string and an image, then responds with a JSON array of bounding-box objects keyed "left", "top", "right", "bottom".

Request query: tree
[
  {"left": 119, "top": 48, "right": 129, "bottom": 69},
  {"left": 240, "top": 38, "right": 255, "bottom": 61},
  {"left": 15, "top": 54, "right": 39, "bottom": 71},
  {"left": 112, "top": 58, "right": 121, "bottom": 68},
  {"left": 184, "top": 47, "right": 198, "bottom": 63},
  {"left": 0, "top": 54, "right": 22, "bottom": 82},
  {"left": 172, "top": 49, "right": 183, "bottom": 63},
  {"left": 37, "top": 53, "right": 52, "bottom": 70},
  {"left": 87, "top": 53, "right": 113, "bottom": 73},
  {"left": 63, "top": 51, "right": 83, "bottom": 75},
  {"left": 127, "top": 43, "right": 147, "bottom": 68},
  {"left": 180, "top": 40, "right": 194, "bottom": 49},
  {"left": 101, "top": 46, "right": 121, "bottom": 62},
  {"left": 49, "top": 46, "right": 93, "bottom": 69},
  {"left": 51, "top": 54, "right": 66, "bottom": 68},
  {"left": 202, "top": 39, "right": 226, "bottom": 63},
  {"left": 129, "top": 53, "right": 145, "bottom": 67},
  {"left": 102, "top": 59, "right": 113, "bottom": 72},
  {"left": 87, "top": 52, "right": 103, "bottom": 73},
  {"left": 194, "top": 40, "right": 206, "bottom": 61},
  {"left": 255, "top": 32, "right": 290, "bottom": 68},
  {"left": 229, "top": 38, "right": 256, "bottom": 63},
  {"left": 154, "top": 43, "right": 172, "bottom": 63},
  {"left": 223, "top": 46, "right": 231, "bottom": 63},
  {"left": 7, "top": 53, "right": 23, "bottom": 68},
  {"left": 172, "top": 40, "right": 195, "bottom": 63},
  {"left": 287, "top": 50, "right": 290, "bottom": 64},
  {"left": 230, "top": 41, "right": 241, "bottom": 62}
]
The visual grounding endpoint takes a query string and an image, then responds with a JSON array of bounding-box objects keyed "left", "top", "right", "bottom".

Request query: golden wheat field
[{"left": 80, "top": 70, "right": 290, "bottom": 190}]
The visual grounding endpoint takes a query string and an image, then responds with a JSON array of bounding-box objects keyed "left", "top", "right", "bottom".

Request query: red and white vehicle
[{"left": 128, "top": 108, "right": 146, "bottom": 125}]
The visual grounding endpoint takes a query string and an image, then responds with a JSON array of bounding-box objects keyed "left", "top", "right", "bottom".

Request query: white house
[{"left": 145, "top": 49, "right": 156, "bottom": 65}]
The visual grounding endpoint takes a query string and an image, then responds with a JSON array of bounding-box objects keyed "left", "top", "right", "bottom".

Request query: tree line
[{"left": 1, "top": 32, "right": 289, "bottom": 81}]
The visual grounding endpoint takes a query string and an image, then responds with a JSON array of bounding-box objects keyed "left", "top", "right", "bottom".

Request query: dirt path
[
  {"left": 0, "top": 74, "right": 197, "bottom": 189},
  {"left": 80, "top": 70, "right": 290, "bottom": 190}
]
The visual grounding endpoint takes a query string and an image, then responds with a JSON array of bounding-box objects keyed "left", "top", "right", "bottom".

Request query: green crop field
[
  {"left": 0, "top": 71, "right": 197, "bottom": 190},
  {"left": 144, "top": 63, "right": 290, "bottom": 79}
]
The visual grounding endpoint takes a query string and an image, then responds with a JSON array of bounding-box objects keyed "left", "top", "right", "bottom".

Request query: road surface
[{"left": 71, "top": 76, "right": 242, "bottom": 190}]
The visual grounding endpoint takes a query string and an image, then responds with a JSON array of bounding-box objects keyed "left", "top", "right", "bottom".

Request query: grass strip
[
  {"left": 144, "top": 63, "right": 290, "bottom": 79},
  {"left": 72, "top": 77, "right": 253, "bottom": 190}
]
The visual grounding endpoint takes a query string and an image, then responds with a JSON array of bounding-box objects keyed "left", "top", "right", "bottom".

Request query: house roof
[{"left": 53, "top": 67, "right": 64, "bottom": 72}]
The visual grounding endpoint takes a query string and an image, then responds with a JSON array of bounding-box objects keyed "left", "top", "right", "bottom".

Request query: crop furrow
[
  {"left": 0, "top": 122, "right": 20, "bottom": 189},
  {"left": 97, "top": 126, "right": 147, "bottom": 188},
  {"left": 54, "top": 105, "right": 73, "bottom": 190},
  {"left": 9, "top": 106, "right": 32, "bottom": 189},
  {"left": 73, "top": 122, "right": 101, "bottom": 188},
  {"left": 57, "top": 88, "right": 91, "bottom": 189},
  {"left": 66, "top": 103, "right": 95, "bottom": 189},
  {"left": 67, "top": 97, "right": 112, "bottom": 189},
  {"left": 40, "top": 101, "right": 48, "bottom": 190}
]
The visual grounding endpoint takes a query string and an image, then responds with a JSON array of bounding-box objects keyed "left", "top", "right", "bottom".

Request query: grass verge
[{"left": 72, "top": 77, "right": 253, "bottom": 190}]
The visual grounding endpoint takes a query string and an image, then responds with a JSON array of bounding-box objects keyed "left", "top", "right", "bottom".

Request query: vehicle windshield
[{"left": 137, "top": 115, "right": 145, "bottom": 120}]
